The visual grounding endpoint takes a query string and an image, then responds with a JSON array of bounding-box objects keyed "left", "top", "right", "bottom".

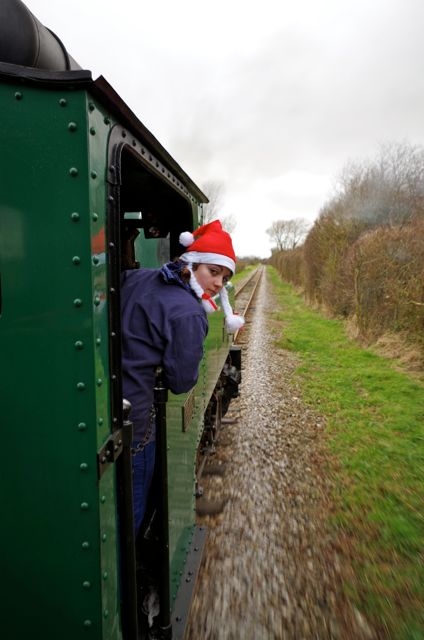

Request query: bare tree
[
  {"left": 266, "top": 218, "right": 310, "bottom": 251},
  {"left": 333, "top": 141, "right": 424, "bottom": 227},
  {"left": 202, "top": 180, "right": 225, "bottom": 224},
  {"left": 201, "top": 180, "right": 236, "bottom": 232},
  {"left": 220, "top": 214, "right": 236, "bottom": 233}
]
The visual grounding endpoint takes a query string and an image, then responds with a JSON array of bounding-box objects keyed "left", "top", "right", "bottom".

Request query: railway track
[
  {"left": 187, "top": 261, "right": 359, "bottom": 640},
  {"left": 233, "top": 265, "right": 264, "bottom": 343},
  {"left": 194, "top": 265, "right": 264, "bottom": 517}
]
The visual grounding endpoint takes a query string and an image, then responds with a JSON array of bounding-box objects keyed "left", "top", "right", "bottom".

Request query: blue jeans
[{"left": 132, "top": 441, "right": 156, "bottom": 535}]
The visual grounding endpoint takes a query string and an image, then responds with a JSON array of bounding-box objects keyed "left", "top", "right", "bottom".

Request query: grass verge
[{"left": 268, "top": 267, "right": 424, "bottom": 639}]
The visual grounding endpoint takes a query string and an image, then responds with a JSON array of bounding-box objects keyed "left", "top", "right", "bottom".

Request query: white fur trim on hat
[
  {"left": 219, "top": 285, "right": 245, "bottom": 333},
  {"left": 184, "top": 261, "right": 245, "bottom": 331},
  {"left": 185, "top": 264, "right": 218, "bottom": 314},
  {"left": 180, "top": 251, "right": 235, "bottom": 275}
]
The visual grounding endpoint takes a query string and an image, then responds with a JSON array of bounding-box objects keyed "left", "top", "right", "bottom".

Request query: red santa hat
[
  {"left": 179, "top": 220, "right": 245, "bottom": 333},
  {"left": 179, "top": 219, "right": 236, "bottom": 273}
]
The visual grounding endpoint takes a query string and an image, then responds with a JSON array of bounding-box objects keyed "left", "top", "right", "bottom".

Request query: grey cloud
[{"left": 167, "top": 3, "right": 424, "bottom": 190}]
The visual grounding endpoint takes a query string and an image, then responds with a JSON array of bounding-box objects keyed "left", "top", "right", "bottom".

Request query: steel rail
[
  {"left": 194, "top": 266, "right": 264, "bottom": 518},
  {"left": 234, "top": 266, "right": 261, "bottom": 298},
  {"left": 233, "top": 266, "right": 264, "bottom": 343}
]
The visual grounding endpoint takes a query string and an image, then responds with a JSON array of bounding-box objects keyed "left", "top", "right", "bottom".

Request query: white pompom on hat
[{"left": 179, "top": 220, "right": 245, "bottom": 332}]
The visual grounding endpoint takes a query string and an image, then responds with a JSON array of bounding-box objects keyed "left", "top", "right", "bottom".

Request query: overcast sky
[{"left": 27, "top": 0, "right": 424, "bottom": 257}]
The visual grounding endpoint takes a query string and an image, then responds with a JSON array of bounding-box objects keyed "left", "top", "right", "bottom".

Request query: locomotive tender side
[{"left": 0, "top": 1, "right": 240, "bottom": 639}]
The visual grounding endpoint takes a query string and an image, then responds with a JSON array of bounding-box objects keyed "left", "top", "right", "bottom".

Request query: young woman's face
[{"left": 194, "top": 263, "right": 232, "bottom": 297}]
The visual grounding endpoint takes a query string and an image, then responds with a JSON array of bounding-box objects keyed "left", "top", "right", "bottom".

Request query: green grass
[{"left": 268, "top": 267, "right": 424, "bottom": 639}]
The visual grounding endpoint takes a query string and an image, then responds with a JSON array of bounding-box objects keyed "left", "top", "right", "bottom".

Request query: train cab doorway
[
  {"left": 116, "top": 144, "right": 195, "bottom": 271},
  {"left": 106, "top": 135, "right": 203, "bottom": 639}
]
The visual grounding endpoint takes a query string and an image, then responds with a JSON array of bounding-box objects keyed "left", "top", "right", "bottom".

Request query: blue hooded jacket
[{"left": 121, "top": 261, "right": 208, "bottom": 443}]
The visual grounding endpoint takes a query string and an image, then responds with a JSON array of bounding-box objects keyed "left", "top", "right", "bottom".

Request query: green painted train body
[{"left": 0, "top": 4, "right": 238, "bottom": 637}]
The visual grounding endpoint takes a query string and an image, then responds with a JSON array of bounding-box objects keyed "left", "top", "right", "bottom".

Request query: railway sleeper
[{"left": 196, "top": 496, "right": 227, "bottom": 517}]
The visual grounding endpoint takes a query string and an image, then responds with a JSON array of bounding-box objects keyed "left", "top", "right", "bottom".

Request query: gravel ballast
[{"left": 186, "top": 270, "right": 377, "bottom": 640}]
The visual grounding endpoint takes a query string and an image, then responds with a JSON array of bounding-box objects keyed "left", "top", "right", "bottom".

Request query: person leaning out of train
[{"left": 120, "top": 219, "right": 245, "bottom": 535}]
